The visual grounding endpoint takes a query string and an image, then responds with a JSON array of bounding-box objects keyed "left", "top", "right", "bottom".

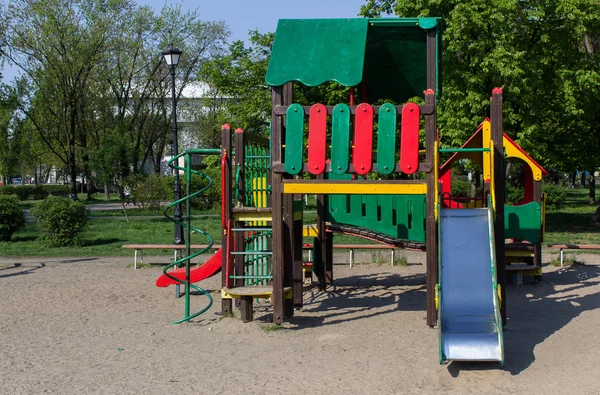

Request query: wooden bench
[
  {"left": 547, "top": 244, "right": 600, "bottom": 267},
  {"left": 303, "top": 243, "right": 400, "bottom": 268},
  {"left": 122, "top": 244, "right": 221, "bottom": 269}
]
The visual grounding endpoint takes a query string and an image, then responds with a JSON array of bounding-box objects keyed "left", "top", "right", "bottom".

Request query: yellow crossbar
[
  {"left": 283, "top": 182, "right": 427, "bottom": 195},
  {"left": 232, "top": 212, "right": 272, "bottom": 222}
]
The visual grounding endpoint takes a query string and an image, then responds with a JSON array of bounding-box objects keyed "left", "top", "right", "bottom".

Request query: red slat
[
  {"left": 400, "top": 103, "right": 420, "bottom": 174},
  {"left": 353, "top": 103, "right": 373, "bottom": 175},
  {"left": 307, "top": 104, "right": 327, "bottom": 175}
]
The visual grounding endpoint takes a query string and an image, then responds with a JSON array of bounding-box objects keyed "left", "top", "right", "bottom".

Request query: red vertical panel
[
  {"left": 521, "top": 165, "right": 534, "bottom": 204},
  {"left": 353, "top": 103, "right": 373, "bottom": 175},
  {"left": 400, "top": 103, "right": 420, "bottom": 174},
  {"left": 307, "top": 103, "right": 327, "bottom": 175}
]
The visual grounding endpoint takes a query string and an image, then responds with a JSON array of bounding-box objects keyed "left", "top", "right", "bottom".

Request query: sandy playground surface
[{"left": 1, "top": 250, "right": 600, "bottom": 395}]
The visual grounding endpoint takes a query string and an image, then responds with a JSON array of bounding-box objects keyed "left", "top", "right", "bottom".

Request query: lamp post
[{"left": 162, "top": 44, "right": 184, "bottom": 245}]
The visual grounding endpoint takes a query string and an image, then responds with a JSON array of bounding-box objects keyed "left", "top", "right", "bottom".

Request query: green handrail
[
  {"left": 438, "top": 148, "right": 491, "bottom": 153},
  {"left": 163, "top": 148, "right": 220, "bottom": 324}
]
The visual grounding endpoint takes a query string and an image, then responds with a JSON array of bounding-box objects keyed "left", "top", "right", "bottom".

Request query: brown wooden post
[
  {"left": 533, "top": 179, "right": 542, "bottom": 276},
  {"left": 240, "top": 296, "right": 254, "bottom": 323},
  {"left": 293, "top": 194, "right": 304, "bottom": 308},
  {"left": 316, "top": 176, "right": 327, "bottom": 290},
  {"left": 220, "top": 124, "right": 233, "bottom": 316},
  {"left": 491, "top": 88, "right": 507, "bottom": 325},
  {"left": 271, "top": 85, "right": 285, "bottom": 324},
  {"left": 282, "top": 82, "right": 295, "bottom": 318},
  {"left": 425, "top": 27, "right": 438, "bottom": 327},
  {"left": 234, "top": 129, "right": 246, "bottom": 309}
]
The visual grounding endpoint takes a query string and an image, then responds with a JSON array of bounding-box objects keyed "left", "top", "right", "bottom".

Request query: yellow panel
[
  {"left": 303, "top": 224, "right": 318, "bottom": 237},
  {"left": 232, "top": 212, "right": 272, "bottom": 222},
  {"left": 221, "top": 287, "right": 292, "bottom": 299},
  {"left": 503, "top": 137, "right": 543, "bottom": 181},
  {"left": 482, "top": 120, "right": 491, "bottom": 181},
  {"left": 252, "top": 177, "right": 268, "bottom": 208},
  {"left": 505, "top": 250, "right": 534, "bottom": 257},
  {"left": 283, "top": 183, "right": 427, "bottom": 195}
]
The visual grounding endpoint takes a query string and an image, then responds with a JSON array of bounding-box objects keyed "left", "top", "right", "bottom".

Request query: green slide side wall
[{"left": 504, "top": 202, "right": 542, "bottom": 244}]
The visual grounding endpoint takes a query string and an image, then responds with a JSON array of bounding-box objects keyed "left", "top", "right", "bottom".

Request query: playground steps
[{"left": 222, "top": 286, "right": 292, "bottom": 323}]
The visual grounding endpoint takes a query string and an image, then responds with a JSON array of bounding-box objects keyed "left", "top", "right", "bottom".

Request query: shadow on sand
[{"left": 253, "top": 264, "right": 600, "bottom": 375}]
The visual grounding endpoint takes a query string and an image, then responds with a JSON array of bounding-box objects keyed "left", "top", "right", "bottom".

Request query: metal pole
[{"left": 171, "top": 65, "right": 184, "bottom": 245}]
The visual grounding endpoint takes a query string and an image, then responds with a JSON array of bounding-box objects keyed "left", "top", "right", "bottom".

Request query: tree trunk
[
  {"left": 69, "top": 103, "right": 78, "bottom": 200},
  {"left": 589, "top": 172, "right": 596, "bottom": 204},
  {"left": 104, "top": 183, "right": 110, "bottom": 200}
]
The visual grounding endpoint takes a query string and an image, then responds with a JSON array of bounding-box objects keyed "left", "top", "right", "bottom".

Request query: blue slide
[{"left": 437, "top": 206, "right": 504, "bottom": 364}]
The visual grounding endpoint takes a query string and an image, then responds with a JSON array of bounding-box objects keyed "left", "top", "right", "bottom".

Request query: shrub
[
  {"left": 32, "top": 185, "right": 49, "bottom": 200},
  {"left": 45, "top": 185, "right": 70, "bottom": 197},
  {"left": 31, "top": 196, "right": 89, "bottom": 246},
  {"left": 0, "top": 185, "right": 16, "bottom": 195},
  {"left": 128, "top": 174, "right": 170, "bottom": 211},
  {"left": 14, "top": 185, "right": 33, "bottom": 200},
  {"left": 0, "top": 196, "right": 26, "bottom": 241},
  {"left": 506, "top": 186, "right": 524, "bottom": 206},
  {"left": 542, "top": 183, "right": 567, "bottom": 209},
  {"left": 451, "top": 179, "right": 472, "bottom": 198}
]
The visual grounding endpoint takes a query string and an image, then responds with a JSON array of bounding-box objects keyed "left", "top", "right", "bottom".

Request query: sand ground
[{"left": 1, "top": 250, "right": 599, "bottom": 395}]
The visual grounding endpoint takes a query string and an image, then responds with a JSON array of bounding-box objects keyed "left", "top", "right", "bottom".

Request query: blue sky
[
  {"left": 143, "top": 0, "right": 367, "bottom": 42},
  {"left": 1, "top": 0, "right": 368, "bottom": 81}
]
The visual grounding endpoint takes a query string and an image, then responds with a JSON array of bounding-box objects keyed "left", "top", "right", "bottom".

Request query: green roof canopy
[{"left": 265, "top": 18, "right": 442, "bottom": 103}]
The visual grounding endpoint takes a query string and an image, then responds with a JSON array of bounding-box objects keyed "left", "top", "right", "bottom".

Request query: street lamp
[{"left": 162, "top": 44, "right": 184, "bottom": 245}]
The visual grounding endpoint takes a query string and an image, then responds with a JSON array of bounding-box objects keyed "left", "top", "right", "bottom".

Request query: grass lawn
[{"left": 3, "top": 187, "right": 599, "bottom": 257}]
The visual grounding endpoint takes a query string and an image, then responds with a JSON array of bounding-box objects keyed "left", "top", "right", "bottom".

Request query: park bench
[
  {"left": 303, "top": 243, "right": 400, "bottom": 268},
  {"left": 122, "top": 244, "right": 221, "bottom": 269},
  {"left": 547, "top": 244, "right": 600, "bottom": 267}
]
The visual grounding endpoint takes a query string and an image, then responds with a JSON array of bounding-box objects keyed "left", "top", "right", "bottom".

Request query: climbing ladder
[{"left": 220, "top": 126, "right": 290, "bottom": 322}]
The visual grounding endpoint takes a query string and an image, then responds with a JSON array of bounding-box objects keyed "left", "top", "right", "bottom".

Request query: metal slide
[{"left": 438, "top": 206, "right": 504, "bottom": 364}]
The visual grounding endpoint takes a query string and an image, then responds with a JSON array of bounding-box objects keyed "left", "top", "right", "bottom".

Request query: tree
[{"left": 359, "top": 0, "right": 600, "bottom": 175}]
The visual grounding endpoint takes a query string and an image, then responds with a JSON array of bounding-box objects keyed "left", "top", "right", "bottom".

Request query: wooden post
[
  {"left": 492, "top": 88, "right": 507, "bottom": 325},
  {"left": 234, "top": 129, "right": 245, "bottom": 307},
  {"left": 533, "top": 179, "right": 542, "bottom": 279},
  {"left": 220, "top": 125, "right": 233, "bottom": 316},
  {"left": 240, "top": 296, "right": 254, "bottom": 323},
  {"left": 424, "top": 28, "right": 438, "bottom": 328},
  {"left": 316, "top": 176, "right": 327, "bottom": 290},
  {"left": 282, "top": 82, "right": 295, "bottom": 318},
  {"left": 293, "top": 195, "right": 304, "bottom": 308},
  {"left": 271, "top": 85, "right": 285, "bottom": 324}
]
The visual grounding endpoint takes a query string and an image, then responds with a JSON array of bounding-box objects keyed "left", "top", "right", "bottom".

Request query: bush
[
  {"left": 31, "top": 196, "right": 89, "bottom": 246},
  {"left": 542, "top": 183, "right": 568, "bottom": 209},
  {"left": 128, "top": 174, "right": 171, "bottom": 211},
  {"left": 0, "top": 196, "right": 26, "bottom": 241},
  {"left": 31, "top": 185, "right": 49, "bottom": 200},
  {"left": 0, "top": 185, "right": 16, "bottom": 195},
  {"left": 451, "top": 179, "right": 472, "bottom": 198},
  {"left": 506, "top": 186, "right": 524, "bottom": 205},
  {"left": 45, "top": 185, "right": 70, "bottom": 197},
  {"left": 14, "top": 185, "right": 33, "bottom": 200}
]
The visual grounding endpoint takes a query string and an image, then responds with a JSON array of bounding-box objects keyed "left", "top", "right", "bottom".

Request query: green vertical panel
[
  {"left": 377, "top": 103, "right": 397, "bottom": 175},
  {"left": 285, "top": 104, "right": 305, "bottom": 175},
  {"left": 505, "top": 202, "right": 541, "bottom": 243},
  {"left": 331, "top": 104, "right": 351, "bottom": 174}
]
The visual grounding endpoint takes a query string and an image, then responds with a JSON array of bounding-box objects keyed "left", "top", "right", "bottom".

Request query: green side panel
[
  {"left": 363, "top": 19, "right": 442, "bottom": 103},
  {"left": 326, "top": 172, "right": 426, "bottom": 243},
  {"left": 504, "top": 202, "right": 542, "bottom": 243},
  {"left": 284, "top": 104, "right": 305, "bottom": 175},
  {"left": 266, "top": 19, "right": 369, "bottom": 87},
  {"left": 331, "top": 104, "right": 351, "bottom": 175},
  {"left": 376, "top": 103, "right": 397, "bottom": 175}
]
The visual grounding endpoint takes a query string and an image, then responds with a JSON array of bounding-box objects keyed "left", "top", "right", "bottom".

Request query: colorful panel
[
  {"left": 307, "top": 104, "right": 327, "bottom": 175},
  {"left": 331, "top": 104, "right": 351, "bottom": 175},
  {"left": 377, "top": 103, "right": 397, "bottom": 175},
  {"left": 353, "top": 103, "right": 374, "bottom": 175},
  {"left": 400, "top": 103, "right": 420, "bottom": 174},
  {"left": 284, "top": 104, "right": 305, "bottom": 175}
]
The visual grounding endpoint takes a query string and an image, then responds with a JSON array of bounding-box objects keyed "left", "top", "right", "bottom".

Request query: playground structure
[{"left": 156, "top": 17, "right": 547, "bottom": 364}]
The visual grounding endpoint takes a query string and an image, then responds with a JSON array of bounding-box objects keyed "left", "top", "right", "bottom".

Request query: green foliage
[
  {"left": 14, "top": 185, "right": 32, "bottom": 200},
  {"left": 542, "top": 184, "right": 568, "bottom": 209},
  {"left": 0, "top": 196, "right": 26, "bottom": 241},
  {"left": 0, "top": 186, "right": 16, "bottom": 195},
  {"left": 360, "top": 1, "right": 600, "bottom": 172},
  {"left": 31, "top": 185, "right": 49, "bottom": 200},
  {"left": 127, "top": 174, "right": 171, "bottom": 211},
  {"left": 451, "top": 179, "right": 471, "bottom": 198},
  {"left": 506, "top": 186, "right": 524, "bottom": 206},
  {"left": 31, "top": 196, "right": 89, "bottom": 247}
]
